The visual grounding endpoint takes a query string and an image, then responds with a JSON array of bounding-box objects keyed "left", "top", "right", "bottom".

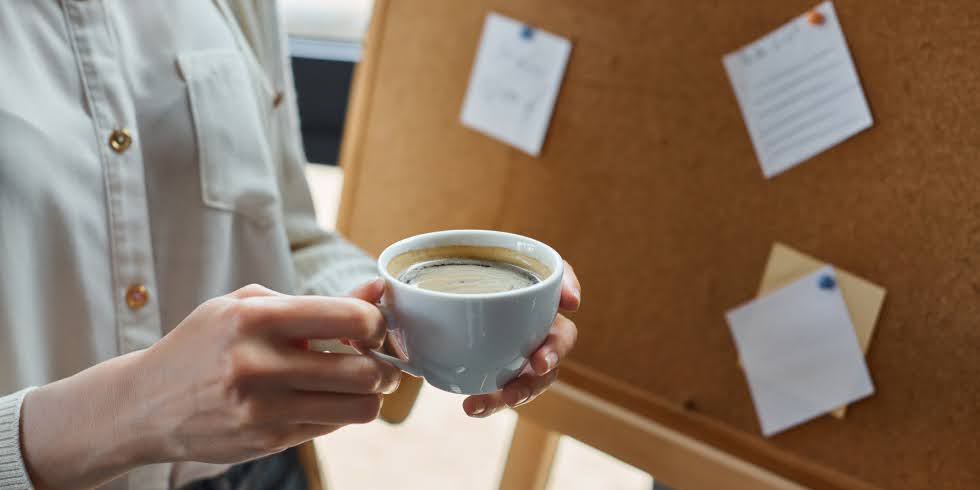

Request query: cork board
[{"left": 336, "top": 1, "right": 980, "bottom": 488}]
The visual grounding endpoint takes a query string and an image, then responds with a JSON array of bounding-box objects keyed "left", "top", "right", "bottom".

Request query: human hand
[
  {"left": 20, "top": 284, "right": 401, "bottom": 489},
  {"left": 139, "top": 284, "right": 401, "bottom": 463},
  {"left": 461, "top": 261, "right": 580, "bottom": 417}
]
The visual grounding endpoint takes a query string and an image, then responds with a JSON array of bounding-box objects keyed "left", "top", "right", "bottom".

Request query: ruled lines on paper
[{"left": 723, "top": 2, "right": 873, "bottom": 178}]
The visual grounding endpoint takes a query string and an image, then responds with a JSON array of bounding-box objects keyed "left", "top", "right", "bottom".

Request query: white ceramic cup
[{"left": 371, "top": 229, "right": 563, "bottom": 395}]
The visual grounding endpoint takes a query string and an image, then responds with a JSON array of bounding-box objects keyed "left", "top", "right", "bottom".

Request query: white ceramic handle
[
  {"left": 370, "top": 304, "right": 423, "bottom": 378},
  {"left": 367, "top": 350, "right": 422, "bottom": 378}
]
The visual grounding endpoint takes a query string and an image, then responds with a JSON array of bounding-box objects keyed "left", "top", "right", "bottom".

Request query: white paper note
[
  {"left": 726, "top": 266, "right": 874, "bottom": 436},
  {"left": 723, "top": 2, "right": 873, "bottom": 178},
  {"left": 460, "top": 13, "right": 572, "bottom": 156}
]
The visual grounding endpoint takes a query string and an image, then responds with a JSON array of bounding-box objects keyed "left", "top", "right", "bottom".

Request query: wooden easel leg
[
  {"left": 499, "top": 416, "right": 561, "bottom": 490},
  {"left": 297, "top": 440, "right": 326, "bottom": 490}
]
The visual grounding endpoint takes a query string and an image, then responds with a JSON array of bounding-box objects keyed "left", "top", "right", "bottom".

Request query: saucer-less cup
[{"left": 370, "top": 230, "right": 563, "bottom": 395}]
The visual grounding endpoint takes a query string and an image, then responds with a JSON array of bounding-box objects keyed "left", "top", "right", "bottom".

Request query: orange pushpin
[{"left": 807, "top": 10, "right": 825, "bottom": 26}]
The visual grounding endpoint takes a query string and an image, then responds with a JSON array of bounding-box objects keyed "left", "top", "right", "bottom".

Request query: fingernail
[
  {"left": 468, "top": 403, "right": 486, "bottom": 417},
  {"left": 573, "top": 287, "right": 581, "bottom": 303},
  {"left": 512, "top": 389, "right": 531, "bottom": 407},
  {"left": 545, "top": 352, "right": 559, "bottom": 372}
]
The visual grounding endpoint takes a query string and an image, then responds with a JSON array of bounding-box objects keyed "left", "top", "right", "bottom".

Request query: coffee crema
[{"left": 387, "top": 245, "right": 552, "bottom": 294}]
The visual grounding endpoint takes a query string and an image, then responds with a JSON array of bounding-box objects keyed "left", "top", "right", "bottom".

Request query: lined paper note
[
  {"left": 460, "top": 13, "right": 572, "bottom": 156},
  {"left": 723, "top": 2, "right": 872, "bottom": 178},
  {"left": 726, "top": 266, "right": 875, "bottom": 436}
]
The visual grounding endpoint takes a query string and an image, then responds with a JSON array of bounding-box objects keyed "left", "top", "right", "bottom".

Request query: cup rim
[{"left": 377, "top": 229, "right": 564, "bottom": 300}]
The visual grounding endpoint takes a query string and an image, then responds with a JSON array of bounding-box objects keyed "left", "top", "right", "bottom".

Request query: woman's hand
[
  {"left": 462, "top": 261, "right": 580, "bottom": 417},
  {"left": 348, "top": 262, "right": 581, "bottom": 418},
  {"left": 21, "top": 284, "right": 400, "bottom": 489}
]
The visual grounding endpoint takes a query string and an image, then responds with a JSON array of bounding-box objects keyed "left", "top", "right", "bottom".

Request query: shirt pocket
[{"left": 178, "top": 50, "right": 279, "bottom": 227}]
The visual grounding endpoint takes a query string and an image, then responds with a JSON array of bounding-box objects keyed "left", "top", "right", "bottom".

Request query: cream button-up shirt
[{"left": 0, "top": 1, "right": 378, "bottom": 489}]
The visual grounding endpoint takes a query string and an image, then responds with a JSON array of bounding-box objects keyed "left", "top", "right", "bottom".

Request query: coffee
[
  {"left": 387, "top": 245, "right": 552, "bottom": 294},
  {"left": 375, "top": 230, "right": 564, "bottom": 394}
]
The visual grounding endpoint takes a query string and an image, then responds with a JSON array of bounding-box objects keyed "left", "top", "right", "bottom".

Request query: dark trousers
[{"left": 179, "top": 448, "right": 308, "bottom": 490}]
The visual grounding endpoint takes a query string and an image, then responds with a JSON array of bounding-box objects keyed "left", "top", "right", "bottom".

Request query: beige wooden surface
[
  {"left": 511, "top": 383, "right": 815, "bottom": 490},
  {"left": 297, "top": 441, "right": 326, "bottom": 490},
  {"left": 499, "top": 418, "right": 560, "bottom": 490},
  {"left": 333, "top": 0, "right": 425, "bottom": 423}
]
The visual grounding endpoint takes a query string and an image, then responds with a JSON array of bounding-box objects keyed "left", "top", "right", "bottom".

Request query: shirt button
[
  {"left": 272, "top": 90, "right": 285, "bottom": 108},
  {"left": 109, "top": 129, "right": 133, "bottom": 153},
  {"left": 125, "top": 284, "right": 149, "bottom": 310}
]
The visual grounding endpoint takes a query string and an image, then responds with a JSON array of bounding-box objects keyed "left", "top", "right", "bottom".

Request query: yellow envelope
[{"left": 754, "top": 243, "right": 886, "bottom": 418}]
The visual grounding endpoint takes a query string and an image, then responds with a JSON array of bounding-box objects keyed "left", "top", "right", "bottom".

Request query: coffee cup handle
[{"left": 368, "top": 305, "right": 424, "bottom": 378}]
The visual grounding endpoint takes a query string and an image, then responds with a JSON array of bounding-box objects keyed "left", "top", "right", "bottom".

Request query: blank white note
[
  {"left": 726, "top": 266, "right": 874, "bottom": 436},
  {"left": 723, "top": 1, "right": 872, "bottom": 178},
  {"left": 460, "top": 13, "right": 572, "bottom": 156}
]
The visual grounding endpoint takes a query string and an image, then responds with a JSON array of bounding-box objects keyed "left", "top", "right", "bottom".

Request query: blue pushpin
[
  {"left": 521, "top": 25, "right": 535, "bottom": 40},
  {"left": 818, "top": 275, "right": 836, "bottom": 290}
]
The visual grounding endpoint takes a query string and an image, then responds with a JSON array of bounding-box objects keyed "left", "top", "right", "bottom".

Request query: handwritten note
[
  {"left": 726, "top": 267, "right": 874, "bottom": 436},
  {"left": 723, "top": 2, "right": 872, "bottom": 178},
  {"left": 460, "top": 13, "right": 572, "bottom": 156}
]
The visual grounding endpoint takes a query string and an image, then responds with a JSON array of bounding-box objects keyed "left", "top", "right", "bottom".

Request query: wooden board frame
[
  {"left": 336, "top": 0, "right": 423, "bottom": 424},
  {"left": 506, "top": 382, "right": 816, "bottom": 490},
  {"left": 334, "top": 0, "right": 980, "bottom": 486}
]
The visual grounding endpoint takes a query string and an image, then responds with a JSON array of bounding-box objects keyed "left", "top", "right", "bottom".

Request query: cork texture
[{"left": 337, "top": 1, "right": 980, "bottom": 487}]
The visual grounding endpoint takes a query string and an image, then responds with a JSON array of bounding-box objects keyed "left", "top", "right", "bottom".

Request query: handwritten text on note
[
  {"left": 460, "top": 13, "right": 572, "bottom": 156},
  {"left": 723, "top": 2, "right": 872, "bottom": 178}
]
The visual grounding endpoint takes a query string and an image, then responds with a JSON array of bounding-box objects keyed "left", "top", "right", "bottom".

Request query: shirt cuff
[
  {"left": 292, "top": 237, "right": 380, "bottom": 297},
  {"left": 0, "top": 387, "right": 37, "bottom": 490}
]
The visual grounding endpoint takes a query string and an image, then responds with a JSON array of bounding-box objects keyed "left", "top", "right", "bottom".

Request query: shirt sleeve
[
  {"left": 0, "top": 388, "right": 37, "bottom": 490},
  {"left": 226, "top": 1, "right": 379, "bottom": 297}
]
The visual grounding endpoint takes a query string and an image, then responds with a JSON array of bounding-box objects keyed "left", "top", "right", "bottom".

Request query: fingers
[
  {"left": 347, "top": 278, "right": 385, "bottom": 303},
  {"left": 463, "top": 369, "right": 560, "bottom": 418},
  {"left": 501, "top": 370, "right": 559, "bottom": 407},
  {"left": 528, "top": 314, "right": 578, "bottom": 376},
  {"left": 287, "top": 423, "right": 344, "bottom": 444},
  {"left": 237, "top": 296, "right": 387, "bottom": 349},
  {"left": 271, "top": 349, "right": 401, "bottom": 395},
  {"left": 279, "top": 391, "right": 384, "bottom": 425},
  {"left": 463, "top": 392, "right": 506, "bottom": 418},
  {"left": 227, "top": 283, "right": 286, "bottom": 299},
  {"left": 559, "top": 261, "right": 581, "bottom": 311},
  {"left": 463, "top": 314, "right": 577, "bottom": 417},
  {"left": 342, "top": 279, "right": 387, "bottom": 351}
]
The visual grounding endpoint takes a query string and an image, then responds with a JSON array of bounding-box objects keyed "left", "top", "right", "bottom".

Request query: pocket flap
[{"left": 178, "top": 50, "right": 279, "bottom": 226}]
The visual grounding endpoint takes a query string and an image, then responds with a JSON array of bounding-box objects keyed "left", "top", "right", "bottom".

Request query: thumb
[{"left": 347, "top": 278, "right": 385, "bottom": 303}]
